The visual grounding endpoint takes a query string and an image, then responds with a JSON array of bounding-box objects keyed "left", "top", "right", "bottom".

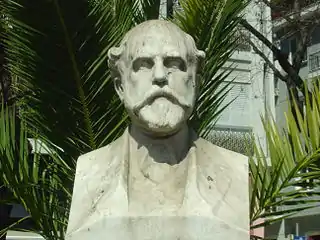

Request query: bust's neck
[{"left": 129, "top": 124, "right": 190, "bottom": 165}]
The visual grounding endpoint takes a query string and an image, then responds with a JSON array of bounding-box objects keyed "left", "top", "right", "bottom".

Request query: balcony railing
[
  {"left": 206, "top": 127, "right": 254, "bottom": 156},
  {"left": 309, "top": 51, "right": 320, "bottom": 72},
  {"left": 272, "top": 0, "right": 320, "bottom": 20}
]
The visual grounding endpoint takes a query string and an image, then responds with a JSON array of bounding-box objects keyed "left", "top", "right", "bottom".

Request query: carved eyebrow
[
  {"left": 164, "top": 55, "right": 186, "bottom": 63},
  {"left": 163, "top": 56, "right": 187, "bottom": 71},
  {"left": 132, "top": 57, "right": 154, "bottom": 71},
  {"left": 132, "top": 57, "right": 153, "bottom": 65}
]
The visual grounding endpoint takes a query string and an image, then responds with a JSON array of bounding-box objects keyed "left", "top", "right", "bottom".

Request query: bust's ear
[
  {"left": 108, "top": 46, "right": 124, "bottom": 101},
  {"left": 195, "top": 50, "right": 205, "bottom": 98},
  {"left": 114, "top": 77, "right": 124, "bottom": 102},
  {"left": 196, "top": 50, "right": 206, "bottom": 74}
]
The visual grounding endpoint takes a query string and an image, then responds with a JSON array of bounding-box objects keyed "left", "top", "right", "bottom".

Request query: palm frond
[
  {"left": 137, "top": 0, "right": 161, "bottom": 21},
  {"left": 0, "top": 216, "right": 31, "bottom": 239},
  {"left": 250, "top": 82, "right": 320, "bottom": 231},
  {"left": 1, "top": 0, "right": 252, "bottom": 238},
  {"left": 0, "top": 1, "right": 161, "bottom": 237},
  {"left": 0, "top": 104, "right": 73, "bottom": 239},
  {"left": 172, "top": 0, "right": 248, "bottom": 137},
  {"left": 2, "top": 0, "right": 164, "bottom": 158},
  {"left": 2, "top": 0, "right": 136, "bottom": 160}
]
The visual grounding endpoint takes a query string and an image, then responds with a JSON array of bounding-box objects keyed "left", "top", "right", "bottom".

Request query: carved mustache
[{"left": 133, "top": 87, "right": 192, "bottom": 113}]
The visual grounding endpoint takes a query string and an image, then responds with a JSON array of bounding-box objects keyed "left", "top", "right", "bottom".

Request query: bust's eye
[
  {"left": 164, "top": 57, "right": 186, "bottom": 72},
  {"left": 133, "top": 58, "right": 154, "bottom": 72}
]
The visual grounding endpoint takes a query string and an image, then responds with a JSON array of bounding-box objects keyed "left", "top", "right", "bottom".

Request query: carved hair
[{"left": 107, "top": 20, "right": 205, "bottom": 80}]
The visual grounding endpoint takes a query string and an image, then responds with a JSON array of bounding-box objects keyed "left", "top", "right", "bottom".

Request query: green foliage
[
  {"left": 173, "top": 0, "right": 248, "bottom": 137},
  {"left": 1, "top": 0, "right": 247, "bottom": 158},
  {"left": 250, "top": 82, "right": 320, "bottom": 234},
  {"left": 0, "top": 105, "right": 73, "bottom": 239},
  {"left": 2, "top": 0, "right": 136, "bottom": 160}
]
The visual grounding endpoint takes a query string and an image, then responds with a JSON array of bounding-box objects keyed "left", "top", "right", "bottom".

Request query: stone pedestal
[{"left": 69, "top": 216, "right": 248, "bottom": 240}]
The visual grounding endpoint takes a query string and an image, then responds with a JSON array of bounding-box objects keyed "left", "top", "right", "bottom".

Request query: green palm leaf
[
  {"left": 2, "top": 0, "right": 141, "bottom": 161},
  {"left": 250, "top": 82, "right": 320, "bottom": 234},
  {"left": 1, "top": 0, "right": 250, "bottom": 238},
  {"left": 0, "top": 0, "right": 160, "bottom": 238},
  {"left": 172, "top": 0, "right": 248, "bottom": 137},
  {"left": 0, "top": 104, "right": 73, "bottom": 239}
]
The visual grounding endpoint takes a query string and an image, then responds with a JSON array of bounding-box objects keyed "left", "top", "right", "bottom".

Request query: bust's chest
[{"left": 127, "top": 158, "right": 188, "bottom": 215}]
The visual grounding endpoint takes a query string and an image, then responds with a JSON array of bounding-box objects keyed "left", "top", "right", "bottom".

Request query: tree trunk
[
  {"left": 167, "top": 0, "right": 174, "bottom": 18},
  {"left": 286, "top": 78, "right": 304, "bottom": 130}
]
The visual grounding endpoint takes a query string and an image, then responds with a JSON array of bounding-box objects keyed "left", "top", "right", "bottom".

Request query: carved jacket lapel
[{"left": 194, "top": 137, "right": 249, "bottom": 230}]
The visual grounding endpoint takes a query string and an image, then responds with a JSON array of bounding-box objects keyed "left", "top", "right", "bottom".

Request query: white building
[
  {"left": 265, "top": 2, "right": 320, "bottom": 240},
  {"left": 273, "top": 2, "right": 320, "bottom": 131},
  {"left": 207, "top": 0, "right": 275, "bottom": 157}
]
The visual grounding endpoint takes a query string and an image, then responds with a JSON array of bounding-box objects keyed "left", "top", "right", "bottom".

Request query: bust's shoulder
[
  {"left": 194, "top": 137, "right": 248, "bottom": 176},
  {"left": 76, "top": 134, "right": 124, "bottom": 168},
  {"left": 193, "top": 137, "right": 250, "bottom": 231},
  {"left": 194, "top": 138, "right": 249, "bottom": 183},
  {"left": 67, "top": 134, "right": 125, "bottom": 235}
]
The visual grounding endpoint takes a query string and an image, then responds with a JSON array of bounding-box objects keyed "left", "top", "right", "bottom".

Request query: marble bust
[{"left": 66, "top": 20, "right": 249, "bottom": 240}]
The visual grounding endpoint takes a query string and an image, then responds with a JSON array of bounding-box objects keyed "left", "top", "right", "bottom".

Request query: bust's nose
[{"left": 152, "top": 59, "right": 168, "bottom": 86}]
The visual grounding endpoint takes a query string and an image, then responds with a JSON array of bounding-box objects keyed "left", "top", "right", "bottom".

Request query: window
[
  {"left": 280, "top": 39, "right": 290, "bottom": 54},
  {"left": 280, "top": 37, "right": 303, "bottom": 58},
  {"left": 309, "top": 51, "right": 320, "bottom": 72},
  {"left": 290, "top": 38, "right": 297, "bottom": 55},
  {"left": 303, "top": 51, "right": 308, "bottom": 62},
  {"left": 312, "top": 26, "right": 320, "bottom": 45},
  {"left": 235, "top": 27, "right": 251, "bottom": 52},
  {"left": 215, "top": 79, "right": 251, "bottom": 127}
]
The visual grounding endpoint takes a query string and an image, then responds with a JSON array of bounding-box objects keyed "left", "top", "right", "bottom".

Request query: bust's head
[{"left": 108, "top": 20, "right": 205, "bottom": 136}]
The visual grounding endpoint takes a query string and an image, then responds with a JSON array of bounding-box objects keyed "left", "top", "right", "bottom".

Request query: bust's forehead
[
  {"left": 122, "top": 21, "right": 190, "bottom": 60},
  {"left": 122, "top": 20, "right": 187, "bottom": 43},
  {"left": 127, "top": 34, "right": 188, "bottom": 60}
]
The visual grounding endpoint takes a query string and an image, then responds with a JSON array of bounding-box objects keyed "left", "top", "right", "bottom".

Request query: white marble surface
[
  {"left": 66, "top": 129, "right": 249, "bottom": 240},
  {"left": 6, "top": 231, "right": 44, "bottom": 240},
  {"left": 66, "top": 20, "right": 249, "bottom": 240}
]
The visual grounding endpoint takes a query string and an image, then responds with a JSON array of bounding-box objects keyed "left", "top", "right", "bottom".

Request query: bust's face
[{"left": 114, "top": 23, "right": 199, "bottom": 136}]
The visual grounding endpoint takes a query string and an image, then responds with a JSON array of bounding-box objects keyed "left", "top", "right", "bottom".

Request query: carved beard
[{"left": 138, "top": 97, "right": 185, "bottom": 132}]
